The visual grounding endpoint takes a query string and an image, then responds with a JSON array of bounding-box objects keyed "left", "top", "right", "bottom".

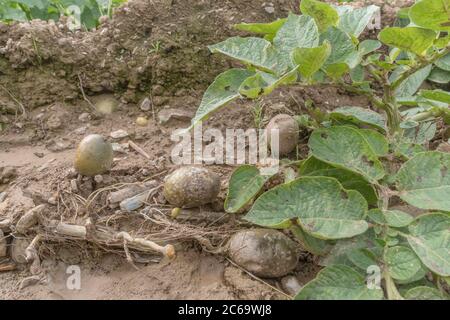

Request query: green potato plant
[
  {"left": 192, "top": 0, "right": 450, "bottom": 300},
  {"left": 0, "top": 0, "right": 127, "bottom": 30}
]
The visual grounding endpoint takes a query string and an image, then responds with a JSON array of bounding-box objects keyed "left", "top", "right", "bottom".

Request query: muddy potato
[
  {"left": 228, "top": 229, "right": 299, "bottom": 278},
  {"left": 74, "top": 134, "right": 113, "bottom": 176},
  {"left": 265, "top": 114, "right": 299, "bottom": 156},
  {"left": 163, "top": 166, "right": 220, "bottom": 208}
]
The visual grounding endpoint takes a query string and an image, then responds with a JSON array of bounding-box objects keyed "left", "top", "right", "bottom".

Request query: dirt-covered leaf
[
  {"left": 338, "top": 5, "right": 379, "bottom": 38},
  {"left": 300, "top": 0, "right": 339, "bottom": 33},
  {"left": 208, "top": 37, "right": 287, "bottom": 75},
  {"left": 224, "top": 165, "right": 272, "bottom": 213},
  {"left": 295, "top": 264, "right": 384, "bottom": 300},
  {"left": 300, "top": 156, "right": 378, "bottom": 205},
  {"left": 245, "top": 176, "right": 368, "bottom": 239},
  {"left": 189, "top": 69, "right": 254, "bottom": 128},
  {"left": 404, "top": 286, "right": 447, "bottom": 300},
  {"left": 369, "top": 209, "right": 414, "bottom": 228},
  {"left": 385, "top": 246, "right": 423, "bottom": 281},
  {"left": 396, "top": 151, "right": 450, "bottom": 211},
  {"left": 330, "top": 106, "right": 387, "bottom": 132},
  {"left": 320, "top": 27, "right": 358, "bottom": 68},
  {"left": 292, "top": 42, "right": 331, "bottom": 79},
  {"left": 409, "top": 0, "right": 450, "bottom": 32},
  {"left": 273, "top": 14, "right": 319, "bottom": 59},
  {"left": 419, "top": 89, "right": 450, "bottom": 104},
  {"left": 309, "top": 126, "right": 385, "bottom": 182},
  {"left": 378, "top": 27, "right": 437, "bottom": 56},
  {"left": 406, "top": 213, "right": 450, "bottom": 277}
]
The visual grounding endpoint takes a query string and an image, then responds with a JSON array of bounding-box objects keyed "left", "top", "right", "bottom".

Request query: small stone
[
  {"left": 139, "top": 97, "right": 151, "bottom": 111},
  {"left": 152, "top": 85, "right": 164, "bottom": 96},
  {"left": 157, "top": 108, "right": 194, "bottom": 124},
  {"left": 78, "top": 112, "right": 91, "bottom": 122},
  {"left": 94, "top": 175, "right": 103, "bottom": 183},
  {"left": 70, "top": 179, "right": 78, "bottom": 192},
  {"left": 111, "top": 142, "right": 128, "bottom": 153},
  {"left": 281, "top": 275, "right": 302, "bottom": 296},
  {"left": 136, "top": 116, "right": 148, "bottom": 126},
  {"left": 74, "top": 126, "right": 87, "bottom": 135},
  {"left": 34, "top": 152, "right": 44, "bottom": 158},
  {"left": 228, "top": 229, "right": 299, "bottom": 278},
  {"left": 110, "top": 129, "right": 129, "bottom": 139},
  {"left": 152, "top": 96, "right": 169, "bottom": 107},
  {"left": 46, "top": 114, "right": 62, "bottom": 130},
  {"left": 264, "top": 6, "right": 275, "bottom": 14},
  {"left": 48, "top": 196, "right": 57, "bottom": 205}
]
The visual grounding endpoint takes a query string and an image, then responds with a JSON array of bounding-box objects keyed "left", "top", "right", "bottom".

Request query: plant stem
[{"left": 384, "top": 269, "right": 404, "bottom": 300}]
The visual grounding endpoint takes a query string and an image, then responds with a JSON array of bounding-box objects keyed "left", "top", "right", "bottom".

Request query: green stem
[{"left": 384, "top": 269, "right": 404, "bottom": 300}]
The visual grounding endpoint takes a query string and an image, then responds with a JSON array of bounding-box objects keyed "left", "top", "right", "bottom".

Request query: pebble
[
  {"left": 46, "top": 114, "right": 62, "bottom": 130},
  {"left": 94, "top": 175, "right": 103, "bottom": 183},
  {"left": 281, "top": 275, "right": 302, "bottom": 296},
  {"left": 110, "top": 129, "right": 129, "bottom": 139},
  {"left": 139, "top": 97, "right": 151, "bottom": 111},
  {"left": 157, "top": 108, "right": 194, "bottom": 124},
  {"left": 78, "top": 112, "right": 91, "bottom": 122},
  {"left": 264, "top": 6, "right": 275, "bottom": 14}
]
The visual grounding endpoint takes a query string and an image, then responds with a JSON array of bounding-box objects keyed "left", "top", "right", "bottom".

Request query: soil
[{"left": 0, "top": 0, "right": 421, "bottom": 300}]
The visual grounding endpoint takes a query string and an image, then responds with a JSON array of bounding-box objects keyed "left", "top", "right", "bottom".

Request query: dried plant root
[
  {"left": 16, "top": 204, "right": 46, "bottom": 234},
  {"left": 25, "top": 235, "right": 42, "bottom": 275}
]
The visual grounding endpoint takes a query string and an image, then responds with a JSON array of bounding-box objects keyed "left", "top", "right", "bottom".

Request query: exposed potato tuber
[
  {"left": 74, "top": 134, "right": 113, "bottom": 176},
  {"left": 228, "top": 229, "right": 299, "bottom": 278},
  {"left": 265, "top": 114, "right": 299, "bottom": 156},
  {"left": 163, "top": 166, "right": 220, "bottom": 208}
]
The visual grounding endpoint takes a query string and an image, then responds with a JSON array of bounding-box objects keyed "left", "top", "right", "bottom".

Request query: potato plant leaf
[
  {"left": 224, "top": 165, "right": 272, "bottom": 213},
  {"left": 292, "top": 42, "right": 331, "bottom": 79},
  {"left": 435, "top": 53, "right": 450, "bottom": 72},
  {"left": 419, "top": 89, "right": 450, "bottom": 104},
  {"left": 330, "top": 106, "right": 387, "bottom": 132},
  {"left": 308, "top": 126, "right": 385, "bottom": 182},
  {"left": 238, "top": 68, "right": 298, "bottom": 99},
  {"left": 396, "top": 151, "right": 450, "bottom": 211},
  {"left": 300, "top": 156, "right": 378, "bottom": 205},
  {"left": 208, "top": 37, "right": 287, "bottom": 75},
  {"left": 406, "top": 213, "right": 450, "bottom": 277},
  {"left": 428, "top": 67, "right": 450, "bottom": 84},
  {"left": 300, "top": 0, "right": 339, "bottom": 33},
  {"left": 295, "top": 264, "right": 384, "bottom": 300},
  {"left": 391, "top": 65, "right": 432, "bottom": 98},
  {"left": 338, "top": 5, "right": 379, "bottom": 38},
  {"left": 245, "top": 176, "right": 369, "bottom": 240},
  {"left": 290, "top": 224, "right": 332, "bottom": 256},
  {"left": 273, "top": 14, "right": 319, "bottom": 59},
  {"left": 320, "top": 27, "right": 357, "bottom": 68},
  {"left": 409, "top": 0, "right": 450, "bottom": 32},
  {"left": 385, "top": 246, "right": 423, "bottom": 281},
  {"left": 234, "top": 18, "right": 287, "bottom": 39},
  {"left": 359, "top": 129, "right": 389, "bottom": 157},
  {"left": 368, "top": 209, "right": 414, "bottom": 228},
  {"left": 378, "top": 27, "right": 437, "bottom": 57},
  {"left": 189, "top": 69, "right": 254, "bottom": 128},
  {"left": 404, "top": 286, "right": 447, "bottom": 300}
]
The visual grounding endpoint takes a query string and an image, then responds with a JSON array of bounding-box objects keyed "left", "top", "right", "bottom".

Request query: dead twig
[{"left": 128, "top": 140, "right": 151, "bottom": 160}]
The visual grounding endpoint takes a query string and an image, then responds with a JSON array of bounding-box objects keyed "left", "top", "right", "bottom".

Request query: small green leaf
[
  {"left": 378, "top": 27, "right": 437, "bottom": 56},
  {"left": 224, "top": 165, "right": 272, "bottom": 213},
  {"left": 359, "top": 129, "right": 389, "bottom": 157},
  {"left": 234, "top": 18, "right": 287, "bottom": 37},
  {"left": 292, "top": 42, "right": 331, "bottom": 79},
  {"left": 391, "top": 65, "right": 432, "bottom": 98},
  {"left": 245, "top": 176, "right": 368, "bottom": 239},
  {"left": 368, "top": 209, "right": 414, "bottom": 228},
  {"left": 290, "top": 225, "right": 332, "bottom": 256},
  {"left": 309, "top": 126, "right": 385, "bottom": 182},
  {"left": 338, "top": 5, "right": 379, "bottom": 38},
  {"left": 428, "top": 67, "right": 450, "bottom": 84},
  {"left": 238, "top": 68, "right": 298, "bottom": 98},
  {"left": 407, "top": 213, "right": 450, "bottom": 277},
  {"left": 323, "top": 63, "right": 349, "bottom": 78},
  {"left": 300, "top": 0, "right": 339, "bottom": 33},
  {"left": 273, "top": 14, "right": 320, "bottom": 58},
  {"left": 321, "top": 27, "right": 357, "bottom": 67},
  {"left": 385, "top": 246, "right": 423, "bottom": 281},
  {"left": 208, "top": 37, "right": 287, "bottom": 75},
  {"left": 409, "top": 0, "right": 450, "bottom": 32},
  {"left": 396, "top": 151, "right": 450, "bottom": 211},
  {"left": 404, "top": 286, "right": 447, "bottom": 300},
  {"left": 359, "top": 39, "right": 382, "bottom": 56},
  {"left": 300, "top": 156, "right": 378, "bottom": 205},
  {"left": 295, "top": 265, "right": 384, "bottom": 300},
  {"left": 435, "top": 53, "right": 450, "bottom": 71},
  {"left": 419, "top": 89, "right": 450, "bottom": 104},
  {"left": 403, "top": 121, "right": 436, "bottom": 145},
  {"left": 330, "top": 106, "right": 387, "bottom": 131},
  {"left": 190, "top": 69, "right": 254, "bottom": 128}
]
